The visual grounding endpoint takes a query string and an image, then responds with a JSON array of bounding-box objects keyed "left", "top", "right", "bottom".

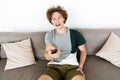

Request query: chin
[{"left": 55, "top": 26, "right": 61, "bottom": 29}]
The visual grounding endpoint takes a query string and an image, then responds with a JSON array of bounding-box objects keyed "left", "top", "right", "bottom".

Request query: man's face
[{"left": 51, "top": 12, "right": 65, "bottom": 29}]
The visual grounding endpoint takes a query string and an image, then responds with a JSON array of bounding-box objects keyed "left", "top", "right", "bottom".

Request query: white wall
[{"left": 0, "top": 0, "right": 120, "bottom": 32}]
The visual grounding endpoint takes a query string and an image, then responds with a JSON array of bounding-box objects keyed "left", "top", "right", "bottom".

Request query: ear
[
  {"left": 63, "top": 18, "right": 65, "bottom": 23},
  {"left": 50, "top": 20, "right": 53, "bottom": 25}
]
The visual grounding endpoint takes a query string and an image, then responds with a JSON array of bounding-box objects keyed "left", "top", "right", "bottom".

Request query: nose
[{"left": 54, "top": 18, "right": 59, "bottom": 23}]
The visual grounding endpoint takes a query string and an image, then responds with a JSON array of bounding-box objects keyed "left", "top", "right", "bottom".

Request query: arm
[
  {"left": 78, "top": 44, "right": 87, "bottom": 69},
  {"left": 44, "top": 42, "right": 54, "bottom": 60},
  {"left": 76, "top": 44, "right": 87, "bottom": 72}
]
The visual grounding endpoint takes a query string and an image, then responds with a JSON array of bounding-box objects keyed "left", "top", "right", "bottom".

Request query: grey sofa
[{"left": 0, "top": 28, "right": 120, "bottom": 80}]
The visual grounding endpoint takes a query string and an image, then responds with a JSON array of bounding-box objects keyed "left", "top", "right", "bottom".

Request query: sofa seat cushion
[
  {"left": 84, "top": 56, "right": 120, "bottom": 80},
  {"left": 0, "top": 59, "right": 48, "bottom": 80}
]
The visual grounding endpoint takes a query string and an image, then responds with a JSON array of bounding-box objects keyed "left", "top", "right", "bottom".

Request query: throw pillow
[
  {"left": 2, "top": 38, "right": 36, "bottom": 70},
  {"left": 96, "top": 32, "right": 120, "bottom": 67}
]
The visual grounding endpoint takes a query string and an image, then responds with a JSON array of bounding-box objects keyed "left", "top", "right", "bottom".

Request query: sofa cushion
[
  {"left": 96, "top": 32, "right": 120, "bottom": 67},
  {"left": 0, "top": 59, "right": 48, "bottom": 80},
  {"left": 2, "top": 38, "right": 36, "bottom": 70},
  {"left": 84, "top": 55, "right": 120, "bottom": 80},
  {"left": 0, "top": 32, "right": 46, "bottom": 59}
]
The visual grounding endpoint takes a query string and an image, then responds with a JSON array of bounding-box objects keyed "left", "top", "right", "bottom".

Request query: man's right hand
[{"left": 44, "top": 43, "right": 61, "bottom": 60}]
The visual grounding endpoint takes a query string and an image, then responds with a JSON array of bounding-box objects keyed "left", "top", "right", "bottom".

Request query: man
[{"left": 38, "top": 5, "right": 87, "bottom": 80}]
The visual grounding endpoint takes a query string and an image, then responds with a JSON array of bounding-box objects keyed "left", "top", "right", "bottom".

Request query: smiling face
[{"left": 51, "top": 12, "right": 65, "bottom": 29}]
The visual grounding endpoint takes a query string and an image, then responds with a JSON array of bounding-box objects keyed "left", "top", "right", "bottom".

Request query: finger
[
  {"left": 51, "top": 46, "right": 55, "bottom": 50},
  {"left": 77, "top": 69, "right": 84, "bottom": 74},
  {"left": 76, "top": 67, "right": 82, "bottom": 72},
  {"left": 56, "top": 48, "right": 61, "bottom": 54},
  {"left": 48, "top": 50, "right": 51, "bottom": 54},
  {"left": 76, "top": 68, "right": 80, "bottom": 71}
]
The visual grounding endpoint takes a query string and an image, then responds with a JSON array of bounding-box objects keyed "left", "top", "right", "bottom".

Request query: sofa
[{"left": 0, "top": 28, "right": 120, "bottom": 80}]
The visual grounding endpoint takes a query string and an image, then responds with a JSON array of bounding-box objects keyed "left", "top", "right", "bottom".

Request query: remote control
[{"left": 51, "top": 48, "right": 57, "bottom": 54}]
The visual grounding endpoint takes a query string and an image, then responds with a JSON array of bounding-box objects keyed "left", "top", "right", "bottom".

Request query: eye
[
  {"left": 52, "top": 17, "right": 56, "bottom": 21},
  {"left": 58, "top": 16, "right": 62, "bottom": 19}
]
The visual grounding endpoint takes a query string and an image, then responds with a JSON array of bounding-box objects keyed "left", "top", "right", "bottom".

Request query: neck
[{"left": 56, "top": 26, "right": 67, "bottom": 34}]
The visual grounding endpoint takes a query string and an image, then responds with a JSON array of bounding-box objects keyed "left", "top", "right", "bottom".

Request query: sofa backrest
[
  {"left": 0, "top": 28, "right": 120, "bottom": 60},
  {"left": 77, "top": 28, "right": 120, "bottom": 55},
  {"left": 0, "top": 32, "right": 46, "bottom": 59}
]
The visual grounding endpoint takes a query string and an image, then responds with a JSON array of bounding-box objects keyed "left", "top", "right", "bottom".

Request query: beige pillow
[
  {"left": 2, "top": 38, "right": 36, "bottom": 70},
  {"left": 96, "top": 32, "right": 120, "bottom": 67}
]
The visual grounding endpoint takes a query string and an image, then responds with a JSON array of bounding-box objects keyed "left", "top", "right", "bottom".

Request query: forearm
[
  {"left": 79, "top": 50, "right": 87, "bottom": 69},
  {"left": 44, "top": 51, "right": 52, "bottom": 60},
  {"left": 44, "top": 43, "right": 54, "bottom": 60}
]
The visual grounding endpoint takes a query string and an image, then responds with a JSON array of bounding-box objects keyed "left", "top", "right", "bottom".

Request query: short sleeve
[
  {"left": 45, "top": 32, "right": 52, "bottom": 44},
  {"left": 76, "top": 30, "right": 86, "bottom": 46},
  {"left": 70, "top": 29, "right": 86, "bottom": 53}
]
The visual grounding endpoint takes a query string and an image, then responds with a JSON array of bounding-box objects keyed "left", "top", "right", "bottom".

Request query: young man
[{"left": 38, "top": 6, "right": 87, "bottom": 80}]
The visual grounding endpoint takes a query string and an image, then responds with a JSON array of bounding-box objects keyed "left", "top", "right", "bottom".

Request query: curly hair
[{"left": 46, "top": 5, "right": 68, "bottom": 24}]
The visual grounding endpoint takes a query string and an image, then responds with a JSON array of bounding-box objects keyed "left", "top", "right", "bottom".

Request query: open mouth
[{"left": 55, "top": 24, "right": 61, "bottom": 27}]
